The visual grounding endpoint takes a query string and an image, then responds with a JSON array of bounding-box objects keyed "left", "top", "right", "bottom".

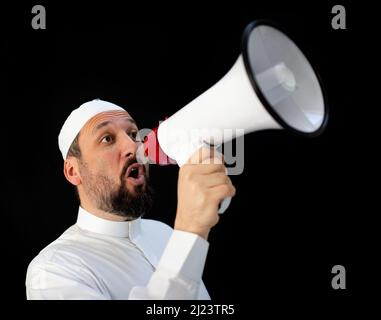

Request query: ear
[{"left": 63, "top": 157, "right": 81, "bottom": 186}]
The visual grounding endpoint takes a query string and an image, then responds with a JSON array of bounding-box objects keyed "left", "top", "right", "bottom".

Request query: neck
[{"left": 79, "top": 195, "right": 127, "bottom": 222}]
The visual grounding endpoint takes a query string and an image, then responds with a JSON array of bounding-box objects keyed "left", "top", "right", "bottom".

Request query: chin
[{"left": 127, "top": 182, "right": 146, "bottom": 195}]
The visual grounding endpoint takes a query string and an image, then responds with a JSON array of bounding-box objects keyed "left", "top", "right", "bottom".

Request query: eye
[
  {"left": 101, "top": 135, "right": 114, "bottom": 144},
  {"left": 129, "top": 131, "right": 139, "bottom": 142}
]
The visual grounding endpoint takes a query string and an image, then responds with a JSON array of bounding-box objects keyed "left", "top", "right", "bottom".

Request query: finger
[
  {"left": 187, "top": 147, "right": 224, "bottom": 165},
  {"left": 210, "top": 183, "right": 236, "bottom": 201},
  {"left": 202, "top": 172, "right": 230, "bottom": 188},
  {"left": 183, "top": 163, "right": 226, "bottom": 175}
]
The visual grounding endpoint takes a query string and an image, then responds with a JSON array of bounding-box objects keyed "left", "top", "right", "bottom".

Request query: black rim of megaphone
[{"left": 241, "top": 20, "right": 329, "bottom": 138}]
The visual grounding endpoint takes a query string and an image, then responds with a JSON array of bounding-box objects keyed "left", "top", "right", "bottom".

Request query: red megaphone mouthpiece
[{"left": 143, "top": 125, "right": 176, "bottom": 165}]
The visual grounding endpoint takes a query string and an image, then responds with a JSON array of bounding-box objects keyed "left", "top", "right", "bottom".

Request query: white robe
[{"left": 26, "top": 207, "right": 210, "bottom": 300}]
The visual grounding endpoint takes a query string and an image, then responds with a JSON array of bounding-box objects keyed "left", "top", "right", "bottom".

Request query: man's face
[{"left": 76, "top": 110, "right": 152, "bottom": 220}]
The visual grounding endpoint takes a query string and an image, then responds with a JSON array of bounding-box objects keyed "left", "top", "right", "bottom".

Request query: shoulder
[
  {"left": 26, "top": 226, "right": 89, "bottom": 275},
  {"left": 25, "top": 230, "right": 108, "bottom": 298},
  {"left": 26, "top": 225, "right": 104, "bottom": 293},
  {"left": 140, "top": 219, "right": 174, "bottom": 243},
  {"left": 140, "top": 219, "right": 173, "bottom": 234},
  {"left": 139, "top": 219, "right": 174, "bottom": 252}
]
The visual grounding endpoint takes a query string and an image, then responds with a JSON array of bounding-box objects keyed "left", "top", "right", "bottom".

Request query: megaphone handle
[
  {"left": 213, "top": 145, "right": 232, "bottom": 214},
  {"left": 218, "top": 196, "right": 232, "bottom": 214},
  {"left": 180, "top": 143, "right": 232, "bottom": 214}
]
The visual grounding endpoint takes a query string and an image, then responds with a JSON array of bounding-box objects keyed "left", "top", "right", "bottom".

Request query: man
[{"left": 26, "top": 99, "right": 236, "bottom": 299}]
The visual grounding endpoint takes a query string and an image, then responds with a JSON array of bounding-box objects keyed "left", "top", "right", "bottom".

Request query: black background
[{"left": 2, "top": 0, "right": 378, "bottom": 316}]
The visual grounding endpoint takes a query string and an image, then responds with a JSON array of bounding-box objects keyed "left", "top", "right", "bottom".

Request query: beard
[{"left": 78, "top": 159, "right": 153, "bottom": 220}]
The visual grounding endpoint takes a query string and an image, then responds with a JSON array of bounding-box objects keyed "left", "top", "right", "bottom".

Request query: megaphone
[{"left": 143, "top": 20, "right": 328, "bottom": 213}]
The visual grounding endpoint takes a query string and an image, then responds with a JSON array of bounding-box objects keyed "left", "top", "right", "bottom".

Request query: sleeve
[{"left": 129, "top": 230, "right": 210, "bottom": 300}]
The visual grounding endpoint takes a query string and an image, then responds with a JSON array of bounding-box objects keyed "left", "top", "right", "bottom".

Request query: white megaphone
[{"left": 143, "top": 20, "right": 328, "bottom": 213}]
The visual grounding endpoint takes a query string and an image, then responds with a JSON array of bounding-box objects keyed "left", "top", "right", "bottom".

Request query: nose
[{"left": 120, "top": 132, "right": 138, "bottom": 160}]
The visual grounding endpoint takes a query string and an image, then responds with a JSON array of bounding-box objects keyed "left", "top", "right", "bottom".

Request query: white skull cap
[{"left": 58, "top": 99, "right": 126, "bottom": 159}]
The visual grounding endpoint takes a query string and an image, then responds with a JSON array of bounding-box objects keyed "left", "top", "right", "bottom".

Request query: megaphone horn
[{"left": 143, "top": 20, "right": 329, "bottom": 213}]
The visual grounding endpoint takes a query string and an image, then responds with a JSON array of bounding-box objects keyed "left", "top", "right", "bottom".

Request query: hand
[{"left": 174, "top": 147, "right": 236, "bottom": 240}]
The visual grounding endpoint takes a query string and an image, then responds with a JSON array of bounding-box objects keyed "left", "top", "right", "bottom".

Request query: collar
[{"left": 76, "top": 206, "right": 141, "bottom": 239}]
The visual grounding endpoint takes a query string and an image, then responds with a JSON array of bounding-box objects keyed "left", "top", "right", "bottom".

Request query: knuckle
[
  {"left": 218, "top": 164, "right": 225, "bottom": 171},
  {"left": 189, "top": 180, "right": 199, "bottom": 193},
  {"left": 222, "top": 184, "right": 231, "bottom": 195},
  {"left": 214, "top": 184, "right": 230, "bottom": 198},
  {"left": 230, "top": 185, "right": 236, "bottom": 196},
  {"left": 179, "top": 165, "right": 187, "bottom": 175},
  {"left": 181, "top": 168, "right": 193, "bottom": 181},
  {"left": 218, "top": 173, "right": 230, "bottom": 185},
  {"left": 199, "top": 194, "right": 208, "bottom": 207}
]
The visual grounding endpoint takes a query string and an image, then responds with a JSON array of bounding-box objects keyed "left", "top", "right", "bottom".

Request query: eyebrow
[{"left": 92, "top": 117, "right": 137, "bottom": 135}]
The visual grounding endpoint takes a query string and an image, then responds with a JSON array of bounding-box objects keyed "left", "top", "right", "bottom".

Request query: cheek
[{"left": 94, "top": 155, "right": 119, "bottom": 177}]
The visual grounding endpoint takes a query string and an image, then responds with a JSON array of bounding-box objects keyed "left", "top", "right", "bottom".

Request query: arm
[
  {"left": 130, "top": 147, "right": 235, "bottom": 299},
  {"left": 129, "top": 230, "right": 210, "bottom": 299}
]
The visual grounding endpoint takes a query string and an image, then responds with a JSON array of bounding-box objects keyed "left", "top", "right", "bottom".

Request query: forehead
[{"left": 81, "top": 110, "right": 137, "bottom": 136}]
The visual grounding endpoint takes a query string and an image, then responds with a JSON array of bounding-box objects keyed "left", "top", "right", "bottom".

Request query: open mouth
[{"left": 125, "top": 163, "right": 145, "bottom": 186}]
